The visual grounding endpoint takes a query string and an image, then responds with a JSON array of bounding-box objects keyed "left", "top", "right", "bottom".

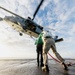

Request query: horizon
[{"left": 0, "top": 0, "right": 75, "bottom": 59}]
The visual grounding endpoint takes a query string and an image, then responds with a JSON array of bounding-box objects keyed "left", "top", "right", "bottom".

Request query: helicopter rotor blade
[
  {"left": 32, "top": 0, "right": 44, "bottom": 20},
  {"left": 0, "top": 6, "right": 25, "bottom": 19}
]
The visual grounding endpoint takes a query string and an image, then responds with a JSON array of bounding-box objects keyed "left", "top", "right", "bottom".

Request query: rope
[
  {"left": 48, "top": 52, "right": 61, "bottom": 63},
  {"left": 48, "top": 52, "right": 75, "bottom": 66}
]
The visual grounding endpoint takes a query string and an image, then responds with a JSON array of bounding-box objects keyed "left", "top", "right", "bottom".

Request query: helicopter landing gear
[{"left": 19, "top": 32, "right": 23, "bottom": 36}]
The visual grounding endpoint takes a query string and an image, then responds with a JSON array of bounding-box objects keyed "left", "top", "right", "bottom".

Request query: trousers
[
  {"left": 36, "top": 44, "right": 43, "bottom": 66},
  {"left": 42, "top": 38, "right": 64, "bottom": 66}
]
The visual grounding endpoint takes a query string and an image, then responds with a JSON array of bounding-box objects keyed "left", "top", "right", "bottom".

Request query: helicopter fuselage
[{"left": 2, "top": 16, "right": 43, "bottom": 37}]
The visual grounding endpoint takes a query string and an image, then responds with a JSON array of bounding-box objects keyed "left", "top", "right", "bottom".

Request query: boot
[
  {"left": 42, "top": 66, "right": 46, "bottom": 72},
  {"left": 62, "top": 62, "right": 68, "bottom": 70},
  {"left": 40, "top": 63, "right": 44, "bottom": 67},
  {"left": 42, "top": 65, "right": 49, "bottom": 72},
  {"left": 46, "top": 65, "right": 49, "bottom": 72}
]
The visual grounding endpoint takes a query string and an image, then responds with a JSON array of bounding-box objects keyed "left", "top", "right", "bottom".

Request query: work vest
[{"left": 35, "top": 33, "right": 43, "bottom": 45}]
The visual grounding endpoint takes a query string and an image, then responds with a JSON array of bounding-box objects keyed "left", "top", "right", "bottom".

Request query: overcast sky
[{"left": 0, "top": 0, "right": 75, "bottom": 59}]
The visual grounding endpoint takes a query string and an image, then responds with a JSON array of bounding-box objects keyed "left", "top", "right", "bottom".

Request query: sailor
[
  {"left": 35, "top": 32, "right": 43, "bottom": 67},
  {"left": 41, "top": 30, "right": 68, "bottom": 72}
]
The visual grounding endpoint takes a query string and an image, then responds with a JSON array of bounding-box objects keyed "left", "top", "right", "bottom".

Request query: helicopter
[{"left": 0, "top": 0, "right": 63, "bottom": 43}]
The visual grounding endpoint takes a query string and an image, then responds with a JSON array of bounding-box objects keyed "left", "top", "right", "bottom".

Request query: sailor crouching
[{"left": 42, "top": 31, "right": 68, "bottom": 72}]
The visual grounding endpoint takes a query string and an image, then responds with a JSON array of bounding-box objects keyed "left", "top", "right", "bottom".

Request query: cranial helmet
[{"left": 42, "top": 30, "right": 52, "bottom": 37}]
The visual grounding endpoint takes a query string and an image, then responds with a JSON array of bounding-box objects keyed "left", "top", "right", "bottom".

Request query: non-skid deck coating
[{"left": 0, "top": 59, "right": 75, "bottom": 75}]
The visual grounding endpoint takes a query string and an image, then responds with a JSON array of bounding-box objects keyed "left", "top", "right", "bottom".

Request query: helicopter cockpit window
[
  {"left": 25, "top": 19, "right": 36, "bottom": 32},
  {"left": 28, "top": 24, "right": 36, "bottom": 31}
]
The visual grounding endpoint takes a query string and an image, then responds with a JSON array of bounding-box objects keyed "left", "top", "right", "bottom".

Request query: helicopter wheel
[{"left": 19, "top": 32, "right": 23, "bottom": 36}]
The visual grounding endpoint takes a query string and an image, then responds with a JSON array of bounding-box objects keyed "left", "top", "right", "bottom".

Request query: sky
[{"left": 0, "top": 0, "right": 75, "bottom": 59}]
